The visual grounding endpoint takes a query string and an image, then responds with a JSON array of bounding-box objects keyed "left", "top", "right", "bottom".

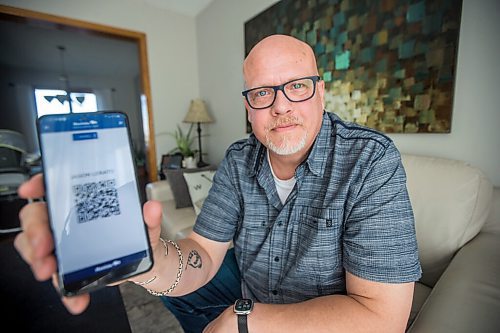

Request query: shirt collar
[
  {"left": 304, "top": 111, "right": 331, "bottom": 178},
  {"left": 247, "top": 134, "right": 266, "bottom": 177}
]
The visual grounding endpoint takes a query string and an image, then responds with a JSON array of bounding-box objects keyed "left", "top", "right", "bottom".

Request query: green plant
[
  {"left": 132, "top": 141, "right": 146, "bottom": 167},
  {"left": 168, "top": 124, "right": 196, "bottom": 157}
]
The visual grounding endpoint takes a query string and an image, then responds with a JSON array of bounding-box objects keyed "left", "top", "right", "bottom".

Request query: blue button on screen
[{"left": 73, "top": 132, "right": 98, "bottom": 141}]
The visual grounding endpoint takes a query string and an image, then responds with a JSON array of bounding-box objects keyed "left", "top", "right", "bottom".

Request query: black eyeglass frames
[{"left": 242, "top": 75, "right": 321, "bottom": 110}]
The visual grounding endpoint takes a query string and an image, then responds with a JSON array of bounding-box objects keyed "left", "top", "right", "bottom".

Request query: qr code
[{"left": 73, "top": 179, "right": 120, "bottom": 223}]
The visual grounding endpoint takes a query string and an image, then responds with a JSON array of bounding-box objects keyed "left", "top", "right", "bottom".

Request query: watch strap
[{"left": 237, "top": 313, "right": 248, "bottom": 333}]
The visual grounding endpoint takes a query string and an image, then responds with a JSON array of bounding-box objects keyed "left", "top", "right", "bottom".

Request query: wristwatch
[{"left": 233, "top": 298, "right": 254, "bottom": 333}]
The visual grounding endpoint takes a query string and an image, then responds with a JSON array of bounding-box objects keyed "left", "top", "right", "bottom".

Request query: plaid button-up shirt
[{"left": 194, "top": 111, "right": 421, "bottom": 303}]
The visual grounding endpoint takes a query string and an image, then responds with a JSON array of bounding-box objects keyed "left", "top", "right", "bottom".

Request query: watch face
[{"left": 234, "top": 298, "right": 254, "bottom": 314}]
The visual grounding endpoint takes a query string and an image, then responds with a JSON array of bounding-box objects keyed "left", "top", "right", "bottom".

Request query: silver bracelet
[
  {"left": 133, "top": 238, "right": 169, "bottom": 286},
  {"left": 133, "top": 275, "right": 157, "bottom": 286},
  {"left": 146, "top": 238, "right": 183, "bottom": 296}
]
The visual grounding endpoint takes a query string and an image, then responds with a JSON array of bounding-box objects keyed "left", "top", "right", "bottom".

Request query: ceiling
[
  {"left": 0, "top": 1, "right": 215, "bottom": 78},
  {"left": 140, "top": 0, "right": 215, "bottom": 17},
  {"left": 0, "top": 18, "right": 140, "bottom": 77}
]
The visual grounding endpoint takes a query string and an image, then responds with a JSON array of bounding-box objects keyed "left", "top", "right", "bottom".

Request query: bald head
[{"left": 243, "top": 34, "right": 319, "bottom": 87}]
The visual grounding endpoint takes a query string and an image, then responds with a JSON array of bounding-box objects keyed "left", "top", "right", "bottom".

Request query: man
[{"left": 16, "top": 34, "right": 420, "bottom": 332}]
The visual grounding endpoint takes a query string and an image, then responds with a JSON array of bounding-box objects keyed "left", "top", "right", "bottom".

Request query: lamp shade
[{"left": 183, "top": 99, "right": 213, "bottom": 123}]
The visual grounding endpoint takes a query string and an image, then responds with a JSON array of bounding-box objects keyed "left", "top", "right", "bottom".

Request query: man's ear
[
  {"left": 317, "top": 79, "right": 326, "bottom": 110},
  {"left": 244, "top": 100, "right": 253, "bottom": 124}
]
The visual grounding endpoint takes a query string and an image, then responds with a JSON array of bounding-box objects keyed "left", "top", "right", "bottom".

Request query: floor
[
  {"left": 119, "top": 281, "right": 184, "bottom": 333},
  {"left": 1, "top": 193, "right": 183, "bottom": 332},
  {"left": 0, "top": 232, "right": 131, "bottom": 332}
]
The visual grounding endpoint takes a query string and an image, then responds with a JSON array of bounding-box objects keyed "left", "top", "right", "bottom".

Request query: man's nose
[{"left": 271, "top": 89, "right": 292, "bottom": 115}]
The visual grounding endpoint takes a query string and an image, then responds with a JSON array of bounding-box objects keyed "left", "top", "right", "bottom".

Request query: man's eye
[
  {"left": 291, "top": 83, "right": 304, "bottom": 89},
  {"left": 252, "top": 90, "right": 270, "bottom": 99}
]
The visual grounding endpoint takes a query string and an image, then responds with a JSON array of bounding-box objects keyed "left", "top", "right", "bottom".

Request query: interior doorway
[{"left": 0, "top": 5, "right": 157, "bottom": 182}]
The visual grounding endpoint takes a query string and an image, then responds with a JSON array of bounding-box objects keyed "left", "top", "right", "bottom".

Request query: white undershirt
[{"left": 267, "top": 151, "right": 297, "bottom": 204}]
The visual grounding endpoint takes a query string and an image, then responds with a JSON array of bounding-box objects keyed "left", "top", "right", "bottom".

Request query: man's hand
[{"left": 14, "top": 173, "right": 164, "bottom": 314}]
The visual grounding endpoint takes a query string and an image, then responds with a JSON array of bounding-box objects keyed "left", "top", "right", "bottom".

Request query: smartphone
[{"left": 37, "top": 111, "right": 153, "bottom": 296}]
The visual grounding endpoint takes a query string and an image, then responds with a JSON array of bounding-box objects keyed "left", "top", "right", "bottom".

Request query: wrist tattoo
[{"left": 186, "top": 250, "right": 202, "bottom": 269}]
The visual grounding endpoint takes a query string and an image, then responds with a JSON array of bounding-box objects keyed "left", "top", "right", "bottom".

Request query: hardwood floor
[
  {"left": 119, "top": 282, "right": 184, "bottom": 333},
  {"left": 1, "top": 194, "right": 182, "bottom": 332},
  {"left": 0, "top": 233, "right": 132, "bottom": 332}
]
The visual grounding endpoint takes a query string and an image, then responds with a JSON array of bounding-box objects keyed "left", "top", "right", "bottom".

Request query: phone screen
[{"left": 38, "top": 111, "right": 153, "bottom": 296}]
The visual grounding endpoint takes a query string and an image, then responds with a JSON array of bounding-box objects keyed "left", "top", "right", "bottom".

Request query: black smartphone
[{"left": 37, "top": 111, "right": 153, "bottom": 296}]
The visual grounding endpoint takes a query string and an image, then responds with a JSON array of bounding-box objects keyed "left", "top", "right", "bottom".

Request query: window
[{"left": 34, "top": 89, "right": 98, "bottom": 118}]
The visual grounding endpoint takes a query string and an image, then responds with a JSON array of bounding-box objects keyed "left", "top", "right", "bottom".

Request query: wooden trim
[
  {"left": 137, "top": 34, "right": 158, "bottom": 183},
  {"left": 0, "top": 4, "right": 158, "bottom": 181}
]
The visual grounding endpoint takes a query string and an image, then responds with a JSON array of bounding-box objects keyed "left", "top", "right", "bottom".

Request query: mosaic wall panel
[{"left": 244, "top": 0, "right": 462, "bottom": 134}]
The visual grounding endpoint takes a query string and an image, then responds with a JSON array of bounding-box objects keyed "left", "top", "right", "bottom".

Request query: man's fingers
[
  {"left": 143, "top": 200, "right": 163, "bottom": 243},
  {"left": 52, "top": 275, "right": 91, "bottom": 314},
  {"left": 61, "top": 294, "right": 91, "bottom": 315},
  {"left": 18, "top": 201, "right": 53, "bottom": 260},
  {"left": 14, "top": 228, "right": 55, "bottom": 281},
  {"left": 13, "top": 232, "right": 33, "bottom": 264},
  {"left": 18, "top": 173, "right": 45, "bottom": 199},
  {"left": 31, "top": 255, "right": 57, "bottom": 281},
  {"left": 16, "top": 173, "right": 89, "bottom": 315},
  {"left": 15, "top": 200, "right": 55, "bottom": 281}
]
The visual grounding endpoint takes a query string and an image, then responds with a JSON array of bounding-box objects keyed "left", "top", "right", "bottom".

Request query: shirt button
[
  {"left": 272, "top": 290, "right": 278, "bottom": 295},
  {"left": 274, "top": 256, "right": 280, "bottom": 262},
  {"left": 278, "top": 222, "right": 283, "bottom": 226}
]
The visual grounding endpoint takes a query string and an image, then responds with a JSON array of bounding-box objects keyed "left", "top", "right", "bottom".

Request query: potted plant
[{"left": 168, "top": 124, "right": 197, "bottom": 168}]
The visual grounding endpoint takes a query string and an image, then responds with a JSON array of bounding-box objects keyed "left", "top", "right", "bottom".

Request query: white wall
[
  {"left": 196, "top": 0, "right": 279, "bottom": 165},
  {"left": 0, "top": 0, "right": 200, "bottom": 169},
  {"left": 4, "top": 0, "right": 498, "bottom": 186},
  {"left": 197, "top": 0, "right": 500, "bottom": 186}
]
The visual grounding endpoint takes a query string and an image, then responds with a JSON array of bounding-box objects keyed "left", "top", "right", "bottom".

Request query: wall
[
  {"left": 196, "top": 0, "right": 279, "bottom": 165},
  {"left": 197, "top": 0, "right": 500, "bottom": 186},
  {"left": 4, "top": 0, "right": 498, "bottom": 186},
  {"left": 0, "top": 0, "right": 200, "bottom": 169}
]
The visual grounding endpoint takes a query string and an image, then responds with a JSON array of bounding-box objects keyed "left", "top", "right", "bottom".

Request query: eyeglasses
[{"left": 242, "top": 75, "right": 321, "bottom": 110}]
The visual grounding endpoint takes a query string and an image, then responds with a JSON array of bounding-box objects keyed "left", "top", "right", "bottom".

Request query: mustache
[{"left": 267, "top": 116, "right": 303, "bottom": 130}]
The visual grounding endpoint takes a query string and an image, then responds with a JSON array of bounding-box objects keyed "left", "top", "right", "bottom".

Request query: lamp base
[{"left": 197, "top": 160, "right": 209, "bottom": 168}]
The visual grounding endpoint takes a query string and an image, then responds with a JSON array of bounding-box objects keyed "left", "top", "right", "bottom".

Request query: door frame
[{"left": 0, "top": 4, "right": 158, "bottom": 181}]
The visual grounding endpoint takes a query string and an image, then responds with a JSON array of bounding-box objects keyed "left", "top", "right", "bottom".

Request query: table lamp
[{"left": 183, "top": 99, "right": 213, "bottom": 167}]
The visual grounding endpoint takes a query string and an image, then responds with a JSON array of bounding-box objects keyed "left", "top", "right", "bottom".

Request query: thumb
[{"left": 143, "top": 200, "right": 163, "bottom": 243}]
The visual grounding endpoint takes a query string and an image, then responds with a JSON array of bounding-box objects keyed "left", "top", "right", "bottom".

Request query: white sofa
[
  {"left": 146, "top": 154, "right": 500, "bottom": 332},
  {"left": 146, "top": 178, "right": 198, "bottom": 240},
  {"left": 402, "top": 154, "right": 499, "bottom": 332}
]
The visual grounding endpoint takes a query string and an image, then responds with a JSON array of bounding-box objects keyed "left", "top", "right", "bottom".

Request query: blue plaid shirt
[{"left": 194, "top": 112, "right": 421, "bottom": 303}]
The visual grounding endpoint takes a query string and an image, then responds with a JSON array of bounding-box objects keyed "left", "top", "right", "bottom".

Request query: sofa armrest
[
  {"left": 145, "top": 180, "right": 197, "bottom": 240},
  {"left": 407, "top": 232, "right": 500, "bottom": 333},
  {"left": 146, "top": 180, "right": 174, "bottom": 202},
  {"left": 483, "top": 187, "right": 500, "bottom": 234}
]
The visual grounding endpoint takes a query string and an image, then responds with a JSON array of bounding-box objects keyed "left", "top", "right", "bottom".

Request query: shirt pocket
[{"left": 294, "top": 207, "right": 342, "bottom": 276}]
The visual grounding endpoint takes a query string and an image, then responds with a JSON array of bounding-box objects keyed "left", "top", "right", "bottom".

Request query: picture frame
[
  {"left": 159, "top": 153, "right": 183, "bottom": 179},
  {"left": 244, "top": 0, "right": 463, "bottom": 134}
]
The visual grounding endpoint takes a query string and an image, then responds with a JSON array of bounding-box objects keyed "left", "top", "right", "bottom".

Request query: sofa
[
  {"left": 146, "top": 166, "right": 215, "bottom": 240},
  {"left": 145, "top": 154, "right": 500, "bottom": 332}
]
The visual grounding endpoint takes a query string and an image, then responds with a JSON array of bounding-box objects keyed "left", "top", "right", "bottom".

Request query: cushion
[
  {"left": 159, "top": 198, "right": 197, "bottom": 240},
  {"left": 407, "top": 282, "right": 431, "bottom": 329},
  {"left": 183, "top": 170, "right": 216, "bottom": 215},
  {"left": 165, "top": 165, "right": 215, "bottom": 209},
  {"left": 165, "top": 169, "right": 193, "bottom": 208},
  {"left": 401, "top": 154, "right": 493, "bottom": 287},
  {"left": 407, "top": 233, "right": 500, "bottom": 333}
]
